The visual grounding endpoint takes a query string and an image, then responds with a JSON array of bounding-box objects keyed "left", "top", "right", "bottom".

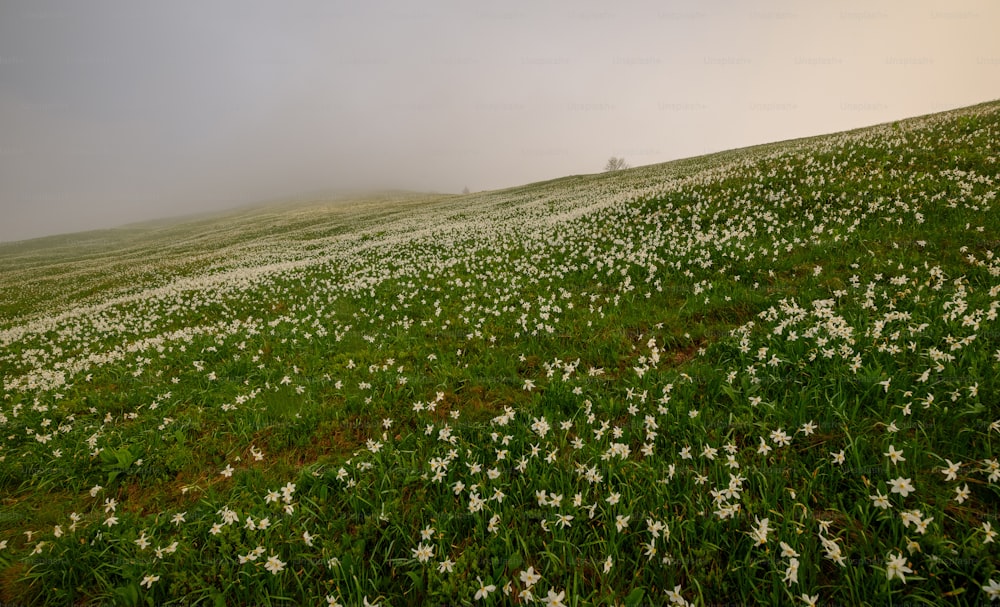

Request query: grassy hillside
[{"left": 1, "top": 101, "right": 999, "bottom": 606}]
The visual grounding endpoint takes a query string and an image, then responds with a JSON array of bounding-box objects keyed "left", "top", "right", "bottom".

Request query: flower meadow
[{"left": 1, "top": 101, "right": 1000, "bottom": 606}]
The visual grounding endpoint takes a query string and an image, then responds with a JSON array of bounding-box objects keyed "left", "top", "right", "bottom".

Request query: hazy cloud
[{"left": 1, "top": 0, "right": 998, "bottom": 241}]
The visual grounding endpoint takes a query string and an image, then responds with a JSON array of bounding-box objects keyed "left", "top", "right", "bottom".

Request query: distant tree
[
  {"left": 604, "top": 156, "right": 629, "bottom": 172},
  {"left": 462, "top": 186, "right": 470, "bottom": 195}
]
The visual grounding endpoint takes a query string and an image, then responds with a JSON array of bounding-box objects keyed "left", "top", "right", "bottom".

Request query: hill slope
[{"left": 1, "top": 101, "right": 999, "bottom": 606}]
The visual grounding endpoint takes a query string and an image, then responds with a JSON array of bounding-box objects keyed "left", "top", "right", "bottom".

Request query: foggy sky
[{"left": 1, "top": 1, "right": 999, "bottom": 242}]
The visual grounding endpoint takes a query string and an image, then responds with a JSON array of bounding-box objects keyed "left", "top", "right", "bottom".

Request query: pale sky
[{"left": 1, "top": 0, "right": 999, "bottom": 242}]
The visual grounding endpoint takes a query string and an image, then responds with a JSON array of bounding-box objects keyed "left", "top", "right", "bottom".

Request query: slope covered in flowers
[{"left": 1, "top": 101, "right": 999, "bottom": 606}]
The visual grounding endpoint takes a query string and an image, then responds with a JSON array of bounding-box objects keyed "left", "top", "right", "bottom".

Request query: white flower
[
  {"left": 140, "top": 574, "right": 160, "bottom": 588},
  {"left": 982, "top": 578, "right": 1000, "bottom": 601},
  {"left": 520, "top": 566, "right": 541, "bottom": 587},
  {"left": 885, "top": 552, "right": 912, "bottom": 583},
  {"left": 411, "top": 543, "right": 434, "bottom": 563},
  {"left": 984, "top": 521, "right": 997, "bottom": 544},
  {"left": 884, "top": 445, "right": 905, "bottom": 465},
  {"left": 751, "top": 517, "right": 770, "bottom": 545},
  {"left": 954, "top": 484, "right": 970, "bottom": 504},
  {"left": 888, "top": 477, "right": 915, "bottom": 498},
  {"left": 474, "top": 576, "right": 496, "bottom": 600},
  {"left": 770, "top": 428, "right": 791, "bottom": 447},
  {"left": 757, "top": 438, "right": 772, "bottom": 455},
  {"left": 780, "top": 542, "right": 799, "bottom": 558},
  {"left": 941, "top": 459, "right": 961, "bottom": 481},
  {"left": 542, "top": 588, "right": 566, "bottom": 607},
  {"left": 218, "top": 506, "right": 239, "bottom": 525},
  {"left": 264, "top": 555, "right": 285, "bottom": 574},
  {"left": 666, "top": 584, "right": 688, "bottom": 605},
  {"left": 870, "top": 492, "right": 891, "bottom": 509},
  {"left": 783, "top": 557, "right": 800, "bottom": 586}
]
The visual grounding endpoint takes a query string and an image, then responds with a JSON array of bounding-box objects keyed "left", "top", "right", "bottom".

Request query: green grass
[{"left": 1, "top": 100, "right": 1000, "bottom": 606}]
